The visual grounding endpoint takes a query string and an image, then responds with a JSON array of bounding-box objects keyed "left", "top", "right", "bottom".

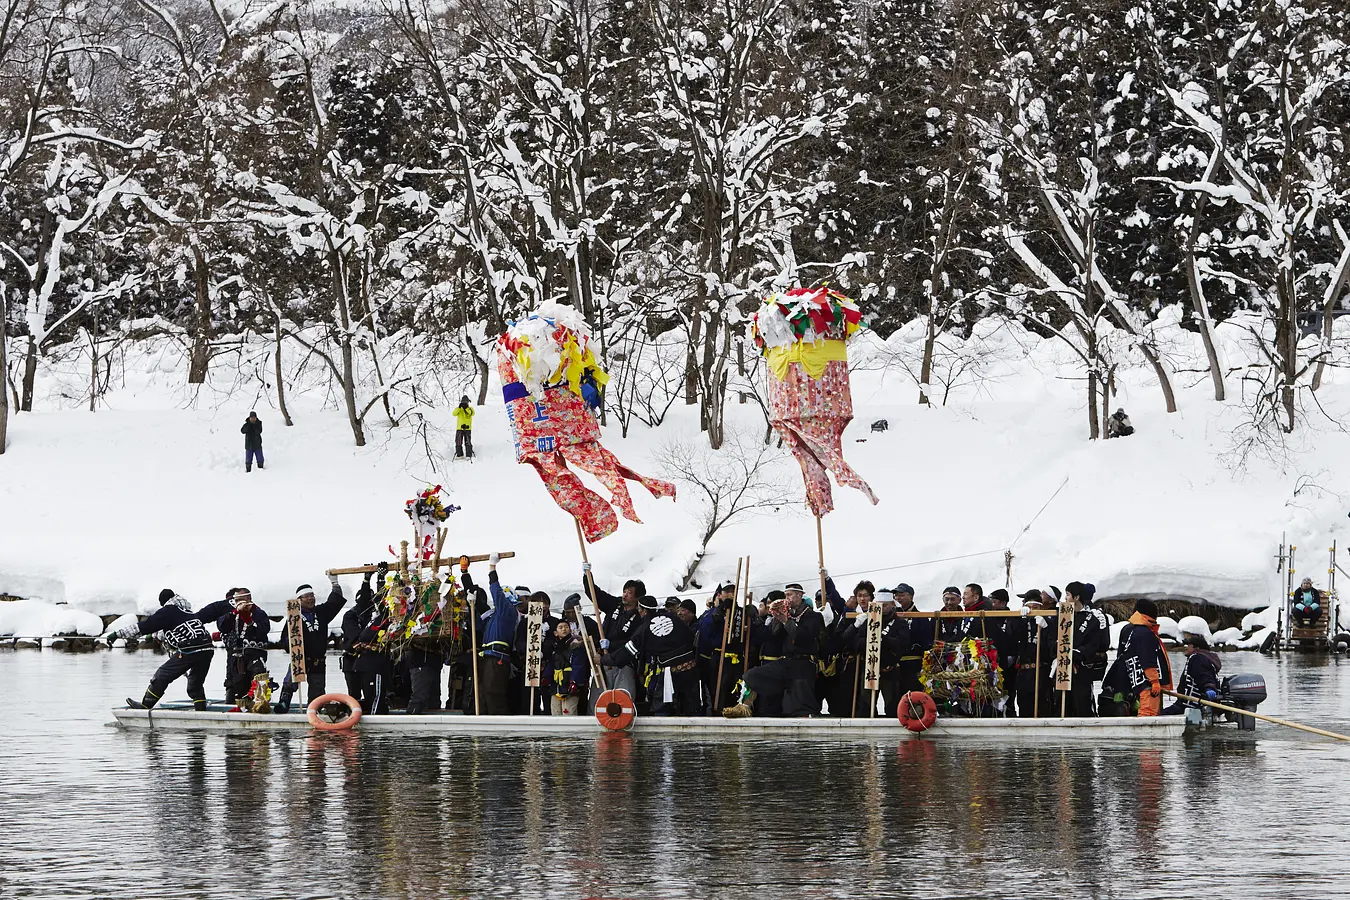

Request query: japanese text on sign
[{"left": 526, "top": 599, "right": 545, "bottom": 688}]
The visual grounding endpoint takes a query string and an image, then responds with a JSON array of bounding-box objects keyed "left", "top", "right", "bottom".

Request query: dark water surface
[{"left": 3, "top": 649, "right": 1349, "bottom": 899}]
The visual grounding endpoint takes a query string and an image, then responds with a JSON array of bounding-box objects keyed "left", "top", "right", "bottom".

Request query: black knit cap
[
  {"left": 680, "top": 599, "right": 698, "bottom": 614},
  {"left": 158, "top": 588, "right": 175, "bottom": 606},
  {"left": 1134, "top": 598, "right": 1160, "bottom": 618}
]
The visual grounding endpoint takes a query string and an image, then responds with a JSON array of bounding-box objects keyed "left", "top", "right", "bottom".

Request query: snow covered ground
[{"left": 2, "top": 311, "right": 1348, "bottom": 637}]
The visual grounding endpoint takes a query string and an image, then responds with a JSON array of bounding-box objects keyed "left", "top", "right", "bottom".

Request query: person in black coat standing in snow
[{"left": 241, "top": 411, "right": 264, "bottom": 472}]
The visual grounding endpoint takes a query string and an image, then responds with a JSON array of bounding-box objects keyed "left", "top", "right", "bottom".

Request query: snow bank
[
  {"left": 2, "top": 316, "right": 1349, "bottom": 616},
  {"left": 1174, "top": 615, "right": 1213, "bottom": 641},
  {"left": 1242, "top": 606, "right": 1280, "bottom": 633},
  {"left": 0, "top": 600, "right": 104, "bottom": 637}
]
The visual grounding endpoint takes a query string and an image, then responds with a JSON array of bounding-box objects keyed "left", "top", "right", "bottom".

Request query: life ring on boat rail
[
  {"left": 897, "top": 691, "right": 938, "bottom": 733},
  {"left": 307, "top": 693, "right": 362, "bottom": 731},
  {"left": 595, "top": 688, "right": 636, "bottom": 732}
]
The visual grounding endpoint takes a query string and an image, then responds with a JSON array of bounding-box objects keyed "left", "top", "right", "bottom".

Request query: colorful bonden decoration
[
  {"left": 495, "top": 301, "right": 675, "bottom": 543},
  {"left": 920, "top": 638, "right": 1004, "bottom": 714},
  {"left": 751, "top": 286, "right": 877, "bottom": 518}
]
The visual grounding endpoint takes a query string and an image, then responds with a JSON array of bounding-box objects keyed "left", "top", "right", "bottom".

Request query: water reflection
[{"left": 3, "top": 650, "right": 1350, "bottom": 898}]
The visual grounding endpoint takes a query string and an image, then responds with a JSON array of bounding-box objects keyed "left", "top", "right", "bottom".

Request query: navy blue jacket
[
  {"left": 217, "top": 604, "right": 271, "bottom": 654},
  {"left": 584, "top": 572, "right": 643, "bottom": 651},
  {"left": 468, "top": 570, "right": 518, "bottom": 660},
  {"left": 118, "top": 597, "right": 233, "bottom": 654},
  {"left": 293, "top": 587, "right": 347, "bottom": 659},
  {"left": 898, "top": 605, "right": 934, "bottom": 662}
]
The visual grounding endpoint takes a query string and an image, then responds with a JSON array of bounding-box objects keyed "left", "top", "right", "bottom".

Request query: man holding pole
[
  {"left": 698, "top": 580, "right": 755, "bottom": 714},
  {"left": 1100, "top": 598, "right": 1173, "bottom": 717},
  {"left": 463, "top": 554, "right": 518, "bottom": 715},
  {"left": 583, "top": 567, "right": 644, "bottom": 700}
]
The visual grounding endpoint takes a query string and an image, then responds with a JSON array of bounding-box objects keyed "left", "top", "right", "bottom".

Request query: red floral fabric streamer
[
  {"left": 768, "top": 358, "right": 877, "bottom": 517},
  {"left": 497, "top": 352, "right": 675, "bottom": 542}
]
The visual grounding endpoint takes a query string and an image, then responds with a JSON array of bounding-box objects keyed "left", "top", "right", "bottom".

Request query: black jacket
[
  {"left": 878, "top": 612, "right": 911, "bottom": 670},
  {"left": 241, "top": 417, "right": 263, "bottom": 451},
  {"left": 217, "top": 604, "right": 271, "bottom": 655},
  {"left": 585, "top": 573, "right": 644, "bottom": 651},
  {"left": 1072, "top": 607, "right": 1111, "bottom": 676},
  {"left": 117, "top": 597, "right": 233, "bottom": 654},
  {"left": 609, "top": 609, "right": 697, "bottom": 668},
  {"left": 760, "top": 604, "right": 824, "bottom": 660},
  {"left": 1164, "top": 650, "right": 1222, "bottom": 714},
  {"left": 294, "top": 587, "right": 349, "bottom": 659}
]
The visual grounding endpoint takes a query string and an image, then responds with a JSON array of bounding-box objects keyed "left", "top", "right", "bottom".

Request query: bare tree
[{"left": 654, "top": 427, "right": 794, "bottom": 590}]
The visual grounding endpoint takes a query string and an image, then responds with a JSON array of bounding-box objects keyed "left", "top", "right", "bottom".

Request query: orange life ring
[
  {"left": 595, "top": 688, "right": 636, "bottom": 731},
  {"left": 306, "top": 693, "right": 362, "bottom": 731},
  {"left": 897, "top": 691, "right": 938, "bottom": 733}
]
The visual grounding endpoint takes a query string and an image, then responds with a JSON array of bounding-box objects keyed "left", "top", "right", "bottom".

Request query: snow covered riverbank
[{"left": 2, "top": 314, "right": 1348, "bottom": 620}]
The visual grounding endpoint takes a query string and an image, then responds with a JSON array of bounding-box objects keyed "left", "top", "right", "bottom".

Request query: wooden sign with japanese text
[
  {"left": 525, "top": 599, "right": 544, "bottom": 688},
  {"left": 864, "top": 605, "right": 883, "bottom": 692},
  {"left": 1055, "top": 600, "right": 1074, "bottom": 692},
  {"left": 286, "top": 595, "right": 307, "bottom": 685}
]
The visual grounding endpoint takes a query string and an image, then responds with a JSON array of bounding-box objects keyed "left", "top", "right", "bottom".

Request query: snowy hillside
[{"left": 2, "top": 313, "right": 1347, "bottom": 621}]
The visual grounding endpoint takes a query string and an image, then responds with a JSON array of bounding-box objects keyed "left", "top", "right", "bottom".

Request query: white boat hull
[{"left": 110, "top": 707, "right": 1188, "bottom": 740}]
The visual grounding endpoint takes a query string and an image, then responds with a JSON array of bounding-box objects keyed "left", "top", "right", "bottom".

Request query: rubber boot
[
  {"left": 128, "top": 689, "right": 159, "bottom": 710},
  {"left": 193, "top": 698, "right": 208, "bottom": 712},
  {"left": 274, "top": 686, "right": 294, "bottom": 714},
  {"left": 246, "top": 463, "right": 252, "bottom": 473}
]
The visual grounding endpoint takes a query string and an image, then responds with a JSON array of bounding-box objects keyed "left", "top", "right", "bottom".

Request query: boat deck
[{"left": 111, "top": 707, "right": 1188, "bottom": 740}]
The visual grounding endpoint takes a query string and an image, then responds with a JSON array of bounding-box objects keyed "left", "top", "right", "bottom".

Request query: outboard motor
[{"left": 1220, "top": 674, "right": 1267, "bottom": 731}]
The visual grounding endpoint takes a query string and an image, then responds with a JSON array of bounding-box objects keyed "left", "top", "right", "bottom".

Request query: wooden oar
[{"left": 1164, "top": 689, "right": 1350, "bottom": 742}]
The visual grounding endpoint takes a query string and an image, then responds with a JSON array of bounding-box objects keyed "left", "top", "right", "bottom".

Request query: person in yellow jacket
[{"left": 453, "top": 395, "right": 475, "bottom": 458}]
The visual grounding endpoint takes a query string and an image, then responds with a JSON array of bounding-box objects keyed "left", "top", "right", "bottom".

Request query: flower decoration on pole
[
  {"left": 750, "top": 285, "right": 876, "bottom": 517},
  {"left": 405, "top": 485, "right": 459, "bottom": 561},
  {"left": 495, "top": 301, "right": 676, "bottom": 543}
]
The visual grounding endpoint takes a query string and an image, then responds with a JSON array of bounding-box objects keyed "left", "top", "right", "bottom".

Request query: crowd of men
[{"left": 111, "top": 556, "right": 1219, "bottom": 721}]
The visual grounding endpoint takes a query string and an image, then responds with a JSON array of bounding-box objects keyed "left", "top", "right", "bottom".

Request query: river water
[{"left": 2, "top": 648, "right": 1349, "bottom": 899}]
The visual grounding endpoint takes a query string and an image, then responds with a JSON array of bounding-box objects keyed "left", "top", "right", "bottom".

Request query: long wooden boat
[{"left": 110, "top": 705, "right": 1188, "bottom": 740}]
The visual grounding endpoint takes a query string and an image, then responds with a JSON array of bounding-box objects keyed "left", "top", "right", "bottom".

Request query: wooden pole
[
  {"left": 713, "top": 557, "right": 743, "bottom": 712},
  {"left": 1033, "top": 618, "right": 1042, "bottom": 718},
  {"left": 465, "top": 555, "right": 481, "bottom": 716},
  {"left": 574, "top": 519, "right": 609, "bottom": 694},
  {"left": 850, "top": 647, "right": 861, "bottom": 718},
  {"left": 815, "top": 515, "right": 827, "bottom": 607},
  {"left": 1163, "top": 690, "right": 1350, "bottom": 742},
  {"left": 742, "top": 555, "right": 753, "bottom": 667},
  {"left": 326, "top": 552, "right": 515, "bottom": 576}
]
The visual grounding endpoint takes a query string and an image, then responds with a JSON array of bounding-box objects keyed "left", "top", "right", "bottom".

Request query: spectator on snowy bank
[
  {"left": 241, "top": 411, "right": 264, "bottom": 471},
  {"left": 453, "top": 396, "right": 475, "bottom": 459},
  {"left": 1106, "top": 408, "right": 1134, "bottom": 439}
]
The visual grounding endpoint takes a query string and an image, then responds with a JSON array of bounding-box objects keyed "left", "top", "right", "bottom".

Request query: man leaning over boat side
[
  {"left": 275, "top": 576, "right": 350, "bottom": 713},
  {"left": 582, "top": 565, "right": 646, "bottom": 703},
  {"left": 1100, "top": 598, "right": 1173, "bottom": 717},
  {"left": 723, "top": 580, "right": 824, "bottom": 719},
  {"left": 109, "top": 589, "right": 236, "bottom": 711},
  {"left": 601, "top": 594, "right": 701, "bottom": 715}
]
